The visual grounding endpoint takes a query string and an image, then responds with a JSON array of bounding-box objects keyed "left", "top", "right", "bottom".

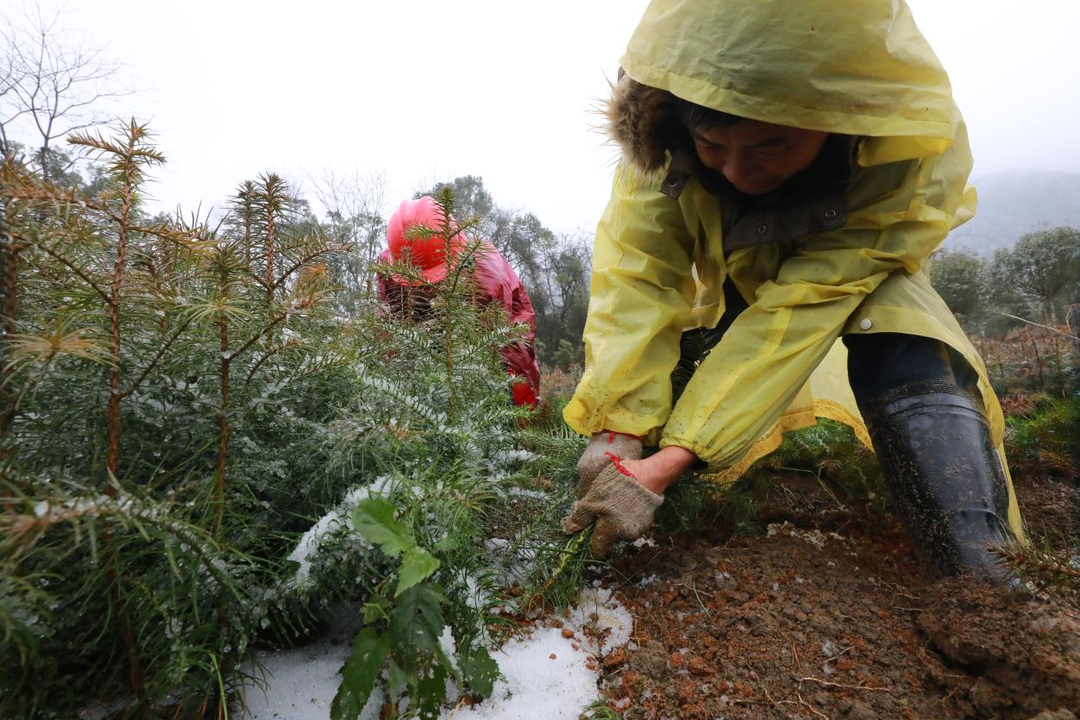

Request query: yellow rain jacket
[{"left": 563, "top": 0, "right": 1024, "bottom": 536}]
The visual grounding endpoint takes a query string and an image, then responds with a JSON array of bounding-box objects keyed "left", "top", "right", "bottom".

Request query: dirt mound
[
  {"left": 918, "top": 578, "right": 1080, "bottom": 717},
  {"left": 586, "top": 472, "right": 1079, "bottom": 719}
]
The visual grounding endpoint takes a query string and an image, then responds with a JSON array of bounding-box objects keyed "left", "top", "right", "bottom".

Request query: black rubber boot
[{"left": 860, "top": 380, "right": 1016, "bottom": 581}]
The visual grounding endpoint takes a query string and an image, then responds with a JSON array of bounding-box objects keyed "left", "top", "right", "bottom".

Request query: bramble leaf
[
  {"left": 389, "top": 583, "right": 445, "bottom": 654},
  {"left": 416, "top": 660, "right": 449, "bottom": 719},
  {"left": 362, "top": 596, "right": 391, "bottom": 625},
  {"left": 330, "top": 629, "right": 389, "bottom": 720},
  {"left": 352, "top": 497, "right": 414, "bottom": 557},
  {"left": 386, "top": 658, "right": 410, "bottom": 701},
  {"left": 459, "top": 645, "right": 500, "bottom": 698},
  {"left": 396, "top": 546, "right": 440, "bottom": 597}
]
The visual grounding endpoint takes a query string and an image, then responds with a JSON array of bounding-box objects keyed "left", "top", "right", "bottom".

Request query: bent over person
[
  {"left": 377, "top": 196, "right": 542, "bottom": 407},
  {"left": 562, "top": 0, "right": 1025, "bottom": 580}
]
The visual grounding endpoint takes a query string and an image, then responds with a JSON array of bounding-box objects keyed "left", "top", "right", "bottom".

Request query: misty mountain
[{"left": 944, "top": 169, "right": 1080, "bottom": 255}]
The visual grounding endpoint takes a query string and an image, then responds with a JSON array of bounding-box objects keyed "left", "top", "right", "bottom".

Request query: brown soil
[{"left": 586, "top": 472, "right": 1080, "bottom": 719}]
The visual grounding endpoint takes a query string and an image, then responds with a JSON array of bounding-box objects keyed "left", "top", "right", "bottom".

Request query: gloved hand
[
  {"left": 576, "top": 431, "right": 642, "bottom": 499},
  {"left": 562, "top": 463, "right": 663, "bottom": 558}
]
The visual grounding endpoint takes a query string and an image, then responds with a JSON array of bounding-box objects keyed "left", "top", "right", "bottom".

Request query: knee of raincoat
[{"left": 834, "top": 269, "right": 1025, "bottom": 541}]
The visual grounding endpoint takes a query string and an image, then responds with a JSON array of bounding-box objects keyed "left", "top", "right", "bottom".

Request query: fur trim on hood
[{"left": 604, "top": 73, "right": 684, "bottom": 175}]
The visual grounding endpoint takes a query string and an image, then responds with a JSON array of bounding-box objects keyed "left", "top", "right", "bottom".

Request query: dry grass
[
  {"left": 975, "top": 324, "right": 1079, "bottom": 397},
  {"left": 541, "top": 364, "right": 583, "bottom": 405}
]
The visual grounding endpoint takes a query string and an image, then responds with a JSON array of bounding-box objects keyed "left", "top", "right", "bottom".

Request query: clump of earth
[{"left": 583, "top": 471, "right": 1079, "bottom": 719}]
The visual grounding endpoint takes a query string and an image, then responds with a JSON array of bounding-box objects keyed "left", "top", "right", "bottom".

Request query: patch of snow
[
  {"left": 461, "top": 572, "right": 493, "bottom": 612},
  {"left": 241, "top": 586, "right": 634, "bottom": 719},
  {"left": 240, "top": 607, "right": 384, "bottom": 720},
  {"left": 562, "top": 587, "right": 634, "bottom": 654},
  {"left": 766, "top": 522, "right": 847, "bottom": 550},
  {"left": 489, "top": 448, "right": 537, "bottom": 465},
  {"left": 244, "top": 576, "right": 634, "bottom": 720},
  {"left": 482, "top": 538, "right": 537, "bottom": 587},
  {"left": 446, "top": 627, "right": 598, "bottom": 719},
  {"left": 505, "top": 486, "right": 547, "bottom": 500},
  {"left": 32, "top": 493, "right": 138, "bottom": 519},
  {"left": 286, "top": 478, "right": 392, "bottom": 588}
]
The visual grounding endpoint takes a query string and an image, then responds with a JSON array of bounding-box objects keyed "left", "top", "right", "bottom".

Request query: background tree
[
  {"left": 418, "top": 175, "right": 494, "bottom": 222},
  {"left": 930, "top": 248, "right": 989, "bottom": 333},
  {"left": 2, "top": 4, "right": 125, "bottom": 426},
  {"left": 993, "top": 227, "right": 1080, "bottom": 324},
  {"left": 0, "top": 5, "right": 130, "bottom": 178},
  {"left": 416, "top": 176, "right": 592, "bottom": 366},
  {"left": 311, "top": 168, "right": 387, "bottom": 306},
  {"left": 532, "top": 230, "right": 591, "bottom": 365}
]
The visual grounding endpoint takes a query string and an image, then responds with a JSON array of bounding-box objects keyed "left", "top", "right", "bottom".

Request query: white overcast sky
[{"left": 5, "top": 0, "right": 1080, "bottom": 234}]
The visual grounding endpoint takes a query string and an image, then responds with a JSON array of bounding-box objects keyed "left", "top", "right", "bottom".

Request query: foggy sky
[{"left": 5, "top": 0, "right": 1079, "bottom": 234}]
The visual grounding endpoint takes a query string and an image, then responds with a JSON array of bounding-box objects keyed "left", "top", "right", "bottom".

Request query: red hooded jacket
[{"left": 376, "top": 198, "right": 541, "bottom": 407}]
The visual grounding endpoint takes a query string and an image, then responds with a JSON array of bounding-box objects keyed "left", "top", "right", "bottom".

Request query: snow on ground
[
  {"left": 240, "top": 587, "right": 632, "bottom": 719},
  {"left": 449, "top": 626, "right": 599, "bottom": 719},
  {"left": 563, "top": 586, "right": 635, "bottom": 654},
  {"left": 240, "top": 607, "right": 385, "bottom": 720}
]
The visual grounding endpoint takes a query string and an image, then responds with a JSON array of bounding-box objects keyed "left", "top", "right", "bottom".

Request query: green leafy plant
[{"left": 331, "top": 497, "right": 499, "bottom": 720}]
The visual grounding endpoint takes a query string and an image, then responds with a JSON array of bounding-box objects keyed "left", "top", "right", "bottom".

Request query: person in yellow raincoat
[{"left": 561, "top": 0, "right": 1025, "bottom": 580}]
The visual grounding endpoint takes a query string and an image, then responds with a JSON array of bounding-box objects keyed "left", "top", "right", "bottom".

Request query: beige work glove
[
  {"left": 576, "top": 431, "right": 643, "bottom": 499},
  {"left": 562, "top": 464, "right": 663, "bottom": 558}
]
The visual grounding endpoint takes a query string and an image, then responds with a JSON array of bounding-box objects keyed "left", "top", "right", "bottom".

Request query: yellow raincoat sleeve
[
  {"left": 562, "top": 167, "right": 698, "bottom": 440},
  {"left": 661, "top": 132, "right": 976, "bottom": 468}
]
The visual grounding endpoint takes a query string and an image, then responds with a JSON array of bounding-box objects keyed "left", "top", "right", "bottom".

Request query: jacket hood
[
  {"left": 604, "top": 73, "right": 683, "bottom": 176},
  {"left": 386, "top": 196, "right": 467, "bottom": 283},
  {"left": 610, "top": 0, "right": 962, "bottom": 174}
]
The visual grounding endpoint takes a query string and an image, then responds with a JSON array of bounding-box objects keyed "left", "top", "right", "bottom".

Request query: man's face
[{"left": 691, "top": 119, "right": 829, "bottom": 195}]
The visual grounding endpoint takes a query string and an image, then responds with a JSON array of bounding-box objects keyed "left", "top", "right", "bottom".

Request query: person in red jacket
[{"left": 376, "top": 196, "right": 542, "bottom": 407}]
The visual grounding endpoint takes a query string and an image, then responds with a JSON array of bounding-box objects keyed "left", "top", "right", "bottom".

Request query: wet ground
[{"left": 583, "top": 472, "right": 1080, "bottom": 719}]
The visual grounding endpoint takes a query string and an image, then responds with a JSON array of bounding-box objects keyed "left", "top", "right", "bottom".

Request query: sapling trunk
[
  {"left": 1028, "top": 329, "right": 1045, "bottom": 390},
  {"left": 90, "top": 121, "right": 152, "bottom": 714},
  {"left": 0, "top": 198, "right": 20, "bottom": 449},
  {"left": 265, "top": 197, "right": 276, "bottom": 307},
  {"left": 105, "top": 159, "right": 130, "bottom": 483},
  {"left": 519, "top": 527, "right": 593, "bottom": 614},
  {"left": 214, "top": 261, "right": 230, "bottom": 537},
  {"left": 444, "top": 307, "right": 456, "bottom": 425}
]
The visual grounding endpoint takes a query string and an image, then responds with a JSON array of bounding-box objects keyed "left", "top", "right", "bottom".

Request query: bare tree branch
[{"left": 0, "top": 4, "right": 134, "bottom": 178}]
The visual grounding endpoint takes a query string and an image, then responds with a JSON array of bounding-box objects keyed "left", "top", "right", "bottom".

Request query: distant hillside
[{"left": 944, "top": 169, "right": 1080, "bottom": 255}]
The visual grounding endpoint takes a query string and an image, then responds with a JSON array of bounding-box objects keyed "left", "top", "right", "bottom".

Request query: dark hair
[{"left": 674, "top": 97, "right": 744, "bottom": 134}]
